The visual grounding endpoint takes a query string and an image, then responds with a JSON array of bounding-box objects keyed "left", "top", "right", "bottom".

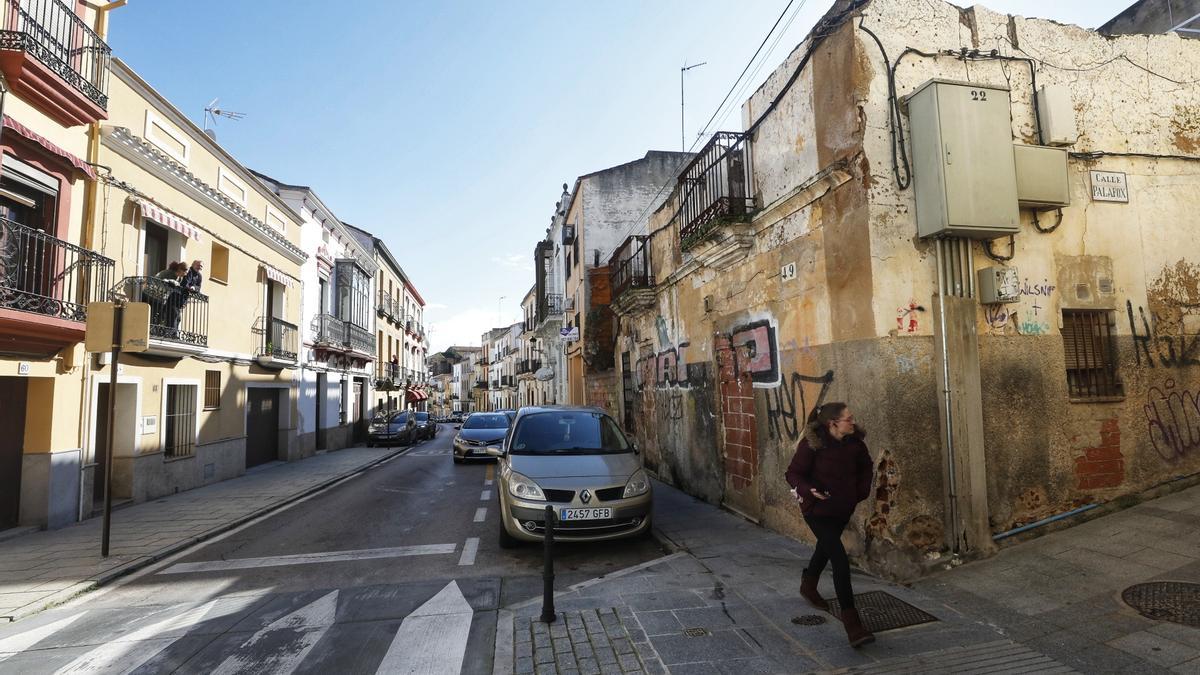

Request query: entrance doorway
[
  {"left": 351, "top": 378, "right": 366, "bottom": 443},
  {"left": 91, "top": 381, "right": 138, "bottom": 512},
  {"left": 246, "top": 388, "right": 280, "bottom": 468},
  {"left": 0, "top": 378, "right": 28, "bottom": 529},
  {"left": 315, "top": 373, "right": 326, "bottom": 450}
]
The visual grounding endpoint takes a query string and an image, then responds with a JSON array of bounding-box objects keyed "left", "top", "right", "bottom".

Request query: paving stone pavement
[
  {"left": 0, "top": 445, "right": 406, "bottom": 622},
  {"left": 498, "top": 479, "right": 1200, "bottom": 674},
  {"left": 514, "top": 608, "right": 665, "bottom": 675}
]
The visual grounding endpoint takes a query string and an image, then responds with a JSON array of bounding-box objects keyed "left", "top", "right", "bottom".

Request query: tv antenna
[{"left": 203, "top": 98, "right": 245, "bottom": 135}]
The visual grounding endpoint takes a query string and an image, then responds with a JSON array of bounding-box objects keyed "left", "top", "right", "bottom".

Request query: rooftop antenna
[{"left": 203, "top": 98, "right": 246, "bottom": 139}]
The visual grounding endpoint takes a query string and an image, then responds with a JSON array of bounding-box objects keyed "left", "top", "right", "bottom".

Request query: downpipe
[
  {"left": 992, "top": 504, "right": 1099, "bottom": 541},
  {"left": 935, "top": 239, "right": 961, "bottom": 551}
]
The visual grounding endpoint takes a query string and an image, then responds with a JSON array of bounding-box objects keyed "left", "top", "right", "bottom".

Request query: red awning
[
  {"left": 2, "top": 115, "right": 95, "bottom": 179},
  {"left": 261, "top": 264, "right": 294, "bottom": 287},
  {"left": 137, "top": 198, "right": 202, "bottom": 241},
  {"left": 405, "top": 387, "right": 428, "bottom": 402}
]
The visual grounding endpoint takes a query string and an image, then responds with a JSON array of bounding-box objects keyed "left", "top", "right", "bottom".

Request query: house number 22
[{"left": 969, "top": 89, "right": 988, "bottom": 102}]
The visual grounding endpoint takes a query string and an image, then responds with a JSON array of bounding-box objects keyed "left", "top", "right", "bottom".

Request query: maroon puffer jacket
[{"left": 784, "top": 426, "right": 873, "bottom": 519}]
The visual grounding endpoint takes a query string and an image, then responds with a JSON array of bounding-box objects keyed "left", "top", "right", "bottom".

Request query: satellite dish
[{"left": 535, "top": 366, "right": 554, "bottom": 382}]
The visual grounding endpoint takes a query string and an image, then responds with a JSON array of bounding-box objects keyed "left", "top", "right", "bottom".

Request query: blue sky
[{"left": 107, "top": 1, "right": 1131, "bottom": 352}]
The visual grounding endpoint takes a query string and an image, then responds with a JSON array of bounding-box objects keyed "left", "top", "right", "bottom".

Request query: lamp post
[{"left": 680, "top": 62, "right": 706, "bottom": 151}]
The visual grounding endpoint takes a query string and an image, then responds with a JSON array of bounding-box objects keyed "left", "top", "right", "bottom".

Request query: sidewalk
[
  {"left": 0, "top": 445, "right": 405, "bottom": 622},
  {"left": 498, "top": 479, "right": 1200, "bottom": 674}
]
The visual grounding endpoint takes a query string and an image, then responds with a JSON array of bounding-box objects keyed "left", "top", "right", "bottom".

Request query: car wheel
[
  {"left": 498, "top": 516, "right": 519, "bottom": 549},
  {"left": 367, "top": 442, "right": 374, "bottom": 448},
  {"left": 453, "top": 455, "right": 463, "bottom": 464}
]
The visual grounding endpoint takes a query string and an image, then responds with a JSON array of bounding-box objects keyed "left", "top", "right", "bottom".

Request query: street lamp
[{"left": 681, "top": 61, "right": 706, "bottom": 151}]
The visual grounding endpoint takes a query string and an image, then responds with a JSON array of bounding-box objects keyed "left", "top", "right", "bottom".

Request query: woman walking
[{"left": 785, "top": 402, "right": 876, "bottom": 647}]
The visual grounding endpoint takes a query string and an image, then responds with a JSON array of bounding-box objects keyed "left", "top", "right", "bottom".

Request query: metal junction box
[
  {"left": 1036, "top": 85, "right": 1078, "bottom": 146},
  {"left": 908, "top": 79, "right": 1019, "bottom": 240},
  {"left": 977, "top": 266, "right": 1020, "bottom": 304},
  {"left": 1014, "top": 144, "right": 1070, "bottom": 209}
]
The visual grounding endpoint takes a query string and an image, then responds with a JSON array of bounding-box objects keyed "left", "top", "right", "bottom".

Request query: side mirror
[
  {"left": 485, "top": 446, "right": 504, "bottom": 458},
  {"left": 631, "top": 442, "right": 640, "bottom": 455}
]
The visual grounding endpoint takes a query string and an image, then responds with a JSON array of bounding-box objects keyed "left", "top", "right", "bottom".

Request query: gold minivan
[{"left": 489, "top": 406, "right": 652, "bottom": 547}]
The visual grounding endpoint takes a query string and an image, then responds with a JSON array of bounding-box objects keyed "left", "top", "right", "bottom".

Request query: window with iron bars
[
  {"left": 164, "top": 384, "right": 197, "bottom": 458},
  {"left": 1062, "top": 309, "right": 1123, "bottom": 401},
  {"left": 204, "top": 370, "right": 221, "bottom": 410}
]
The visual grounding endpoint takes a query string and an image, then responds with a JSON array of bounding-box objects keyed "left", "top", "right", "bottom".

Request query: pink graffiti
[
  {"left": 732, "top": 323, "right": 774, "bottom": 378},
  {"left": 1144, "top": 379, "right": 1200, "bottom": 462},
  {"left": 897, "top": 300, "right": 923, "bottom": 333}
]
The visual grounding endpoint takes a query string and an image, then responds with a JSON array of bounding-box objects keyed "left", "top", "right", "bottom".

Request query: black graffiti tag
[
  {"left": 763, "top": 370, "right": 834, "bottom": 442},
  {"left": 1144, "top": 379, "right": 1200, "bottom": 462},
  {"left": 1127, "top": 300, "right": 1200, "bottom": 369}
]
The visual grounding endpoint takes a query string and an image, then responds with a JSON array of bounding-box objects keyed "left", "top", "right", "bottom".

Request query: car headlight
[
  {"left": 623, "top": 469, "right": 650, "bottom": 498},
  {"left": 508, "top": 472, "right": 546, "bottom": 501}
]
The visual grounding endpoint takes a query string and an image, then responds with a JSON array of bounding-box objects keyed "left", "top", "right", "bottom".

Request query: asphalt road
[{"left": 0, "top": 425, "right": 667, "bottom": 674}]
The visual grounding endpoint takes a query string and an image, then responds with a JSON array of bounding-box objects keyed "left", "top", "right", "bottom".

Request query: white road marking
[
  {"left": 0, "top": 612, "right": 86, "bottom": 663},
  {"left": 484, "top": 479, "right": 493, "bottom": 486},
  {"left": 211, "top": 590, "right": 338, "bottom": 675},
  {"left": 53, "top": 600, "right": 221, "bottom": 674},
  {"left": 480, "top": 490, "right": 491, "bottom": 501},
  {"left": 376, "top": 581, "right": 473, "bottom": 674},
  {"left": 473, "top": 507, "right": 487, "bottom": 523},
  {"left": 158, "top": 543, "right": 457, "bottom": 575},
  {"left": 458, "top": 538, "right": 479, "bottom": 566}
]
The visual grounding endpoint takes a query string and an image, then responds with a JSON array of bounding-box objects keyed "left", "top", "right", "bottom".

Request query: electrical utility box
[
  {"left": 908, "top": 79, "right": 1020, "bottom": 239},
  {"left": 1036, "top": 85, "right": 1078, "bottom": 146},
  {"left": 977, "top": 266, "right": 1020, "bottom": 304},
  {"left": 1014, "top": 144, "right": 1070, "bottom": 209}
]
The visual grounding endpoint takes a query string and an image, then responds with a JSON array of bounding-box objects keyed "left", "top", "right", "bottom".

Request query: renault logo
[{"left": 580, "top": 489, "right": 592, "bottom": 504}]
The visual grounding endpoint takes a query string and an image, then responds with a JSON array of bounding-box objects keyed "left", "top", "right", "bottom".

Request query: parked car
[
  {"left": 490, "top": 406, "right": 651, "bottom": 547},
  {"left": 367, "top": 410, "right": 416, "bottom": 447},
  {"left": 452, "top": 412, "right": 511, "bottom": 464},
  {"left": 414, "top": 411, "right": 436, "bottom": 440}
]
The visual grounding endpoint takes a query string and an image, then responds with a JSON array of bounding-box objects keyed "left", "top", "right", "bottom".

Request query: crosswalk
[
  {"left": 0, "top": 581, "right": 482, "bottom": 674},
  {"left": 405, "top": 447, "right": 451, "bottom": 457}
]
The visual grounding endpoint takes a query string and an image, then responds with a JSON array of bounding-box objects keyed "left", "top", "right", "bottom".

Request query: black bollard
[{"left": 540, "top": 504, "right": 557, "bottom": 623}]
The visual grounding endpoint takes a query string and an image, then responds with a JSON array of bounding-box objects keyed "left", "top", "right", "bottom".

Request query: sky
[{"left": 106, "top": 0, "right": 1135, "bottom": 353}]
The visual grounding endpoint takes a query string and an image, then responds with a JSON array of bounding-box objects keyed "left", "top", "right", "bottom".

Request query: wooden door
[
  {"left": 246, "top": 388, "right": 279, "bottom": 468},
  {"left": 0, "top": 378, "right": 27, "bottom": 529}
]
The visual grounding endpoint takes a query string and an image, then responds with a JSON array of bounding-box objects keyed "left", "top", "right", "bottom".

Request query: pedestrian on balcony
[
  {"left": 151, "top": 262, "right": 186, "bottom": 330},
  {"left": 784, "top": 402, "right": 876, "bottom": 648},
  {"left": 183, "top": 259, "right": 204, "bottom": 293}
]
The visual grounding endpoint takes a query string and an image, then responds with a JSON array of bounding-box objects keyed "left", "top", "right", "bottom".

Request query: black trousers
[{"left": 803, "top": 514, "right": 855, "bottom": 609}]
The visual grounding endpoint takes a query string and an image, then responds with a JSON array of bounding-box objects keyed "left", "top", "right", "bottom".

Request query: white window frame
[{"left": 160, "top": 378, "right": 201, "bottom": 461}]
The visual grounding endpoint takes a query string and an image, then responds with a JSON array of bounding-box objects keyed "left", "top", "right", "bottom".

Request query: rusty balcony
[
  {"left": 0, "top": 0, "right": 111, "bottom": 126},
  {"left": 678, "top": 131, "right": 754, "bottom": 249}
]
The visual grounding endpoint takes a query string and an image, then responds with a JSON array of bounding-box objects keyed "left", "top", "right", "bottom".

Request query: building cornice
[{"left": 102, "top": 125, "right": 308, "bottom": 265}]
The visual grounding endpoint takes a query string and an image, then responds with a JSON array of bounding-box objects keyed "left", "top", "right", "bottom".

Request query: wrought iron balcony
[
  {"left": 346, "top": 322, "right": 374, "bottom": 355},
  {"left": 376, "top": 290, "right": 394, "bottom": 319},
  {"left": 491, "top": 379, "right": 500, "bottom": 389},
  {"left": 678, "top": 131, "right": 754, "bottom": 248},
  {"left": 0, "top": 0, "right": 111, "bottom": 125},
  {"left": 311, "top": 313, "right": 345, "bottom": 347},
  {"left": 115, "top": 276, "right": 208, "bottom": 350},
  {"left": 538, "top": 292, "right": 563, "bottom": 320},
  {"left": 610, "top": 234, "right": 654, "bottom": 300},
  {"left": 474, "top": 380, "right": 488, "bottom": 389},
  {"left": 516, "top": 359, "right": 531, "bottom": 375},
  {"left": 376, "top": 361, "right": 402, "bottom": 389},
  {"left": 0, "top": 216, "right": 113, "bottom": 323},
  {"left": 256, "top": 315, "right": 297, "bottom": 367},
  {"left": 561, "top": 224, "right": 575, "bottom": 245}
]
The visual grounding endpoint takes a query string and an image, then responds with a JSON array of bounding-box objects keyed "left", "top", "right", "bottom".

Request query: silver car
[
  {"left": 488, "top": 406, "right": 652, "bottom": 547},
  {"left": 452, "top": 412, "right": 511, "bottom": 463}
]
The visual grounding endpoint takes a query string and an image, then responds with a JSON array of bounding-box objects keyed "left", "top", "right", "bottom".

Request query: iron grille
[
  {"left": 115, "top": 276, "right": 208, "bottom": 348},
  {"left": 164, "top": 384, "right": 196, "bottom": 459},
  {"left": 610, "top": 235, "right": 653, "bottom": 300},
  {"left": 678, "top": 131, "right": 753, "bottom": 247},
  {"left": 257, "top": 315, "right": 297, "bottom": 361},
  {"left": 1062, "top": 309, "right": 1123, "bottom": 400},
  {"left": 0, "top": 0, "right": 112, "bottom": 109},
  {"left": 0, "top": 216, "right": 114, "bottom": 322}
]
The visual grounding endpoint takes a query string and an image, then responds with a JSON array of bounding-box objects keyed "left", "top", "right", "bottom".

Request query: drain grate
[
  {"left": 791, "top": 614, "right": 827, "bottom": 626},
  {"left": 827, "top": 591, "right": 938, "bottom": 633},
  {"left": 1122, "top": 581, "right": 1200, "bottom": 627},
  {"left": 683, "top": 627, "right": 709, "bottom": 637}
]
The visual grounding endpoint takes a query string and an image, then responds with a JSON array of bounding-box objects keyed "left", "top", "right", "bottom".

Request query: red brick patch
[{"left": 1074, "top": 418, "right": 1124, "bottom": 491}]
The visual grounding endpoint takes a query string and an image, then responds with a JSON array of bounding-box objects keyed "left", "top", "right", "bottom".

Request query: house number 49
[{"left": 780, "top": 262, "right": 797, "bottom": 282}]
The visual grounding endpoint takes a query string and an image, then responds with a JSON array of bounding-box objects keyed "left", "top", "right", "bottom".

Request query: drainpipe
[
  {"left": 992, "top": 504, "right": 1098, "bottom": 541},
  {"left": 935, "top": 239, "right": 961, "bottom": 551}
]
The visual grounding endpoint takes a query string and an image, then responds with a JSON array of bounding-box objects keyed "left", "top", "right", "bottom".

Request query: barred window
[
  {"left": 1062, "top": 309, "right": 1123, "bottom": 400},
  {"left": 204, "top": 370, "right": 220, "bottom": 410},
  {"left": 165, "top": 384, "right": 197, "bottom": 458}
]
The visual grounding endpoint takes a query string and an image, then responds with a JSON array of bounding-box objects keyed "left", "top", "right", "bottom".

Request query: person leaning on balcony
[
  {"left": 784, "top": 402, "right": 876, "bottom": 648},
  {"left": 183, "top": 259, "right": 204, "bottom": 293},
  {"left": 151, "top": 262, "right": 186, "bottom": 328}
]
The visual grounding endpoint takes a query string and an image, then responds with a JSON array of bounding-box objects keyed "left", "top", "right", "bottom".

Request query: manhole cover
[
  {"left": 683, "top": 627, "right": 708, "bottom": 637},
  {"left": 1122, "top": 582, "right": 1200, "bottom": 627},
  {"left": 827, "top": 591, "right": 938, "bottom": 633},
  {"left": 791, "top": 614, "right": 827, "bottom": 626}
]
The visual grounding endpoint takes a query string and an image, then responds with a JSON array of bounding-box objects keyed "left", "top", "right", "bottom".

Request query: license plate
[{"left": 559, "top": 507, "right": 611, "bottom": 521}]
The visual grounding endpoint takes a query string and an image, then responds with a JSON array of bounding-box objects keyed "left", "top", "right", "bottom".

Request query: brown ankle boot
[
  {"left": 841, "top": 607, "right": 875, "bottom": 648},
  {"left": 800, "top": 572, "right": 829, "bottom": 611}
]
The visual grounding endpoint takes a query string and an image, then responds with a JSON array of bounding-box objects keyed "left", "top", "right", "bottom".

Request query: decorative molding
[
  {"left": 144, "top": 109, "right": 189, "bottom": 166},
  {"left": 102, "top": 125, "right": 308, "bottom": 265},
  {"left": 217, "top": 165, "right": 248, "bottom": 206},
  {"left": 265, "top": 204, "right": 288, "bottom": 233}
]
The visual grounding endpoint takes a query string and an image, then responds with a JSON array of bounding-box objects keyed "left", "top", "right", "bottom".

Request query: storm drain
[
  {"left": 1122, "top": 581, "right": 1200, "bottom": 627},
  {"left": 791, "top": 614, "right": 827, "bottom": 626},
  {"left": 683, "top": 627, "right": 709, "bottom": 637},
  {"left": 827, "top": 591, "right": 938, "bottom": 633}
]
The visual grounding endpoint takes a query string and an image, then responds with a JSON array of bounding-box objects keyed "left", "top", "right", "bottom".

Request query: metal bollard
[{"left": 540, "top": 504, "right": 557, "bottom": 623}]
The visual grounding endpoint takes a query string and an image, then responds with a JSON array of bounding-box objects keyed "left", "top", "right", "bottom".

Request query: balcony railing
[
  {"left": 312, "top": 313, "right": 345, "bottom": 346},
  {"left": 376, "top": 362, "right": 401, "bottom": 389},
  {"left": 347, "top": 322, "right": 374, "bottom": 354},
  {"left": 1, "top": 0, "right": 111, "bottom": 109},
  {"left": 474, "top": 380, "right": 488, "bottom": 389},
  {"left": 539, "top": 293, "right": 563, "bottom": 319},
  {"left": 516, "top": 359, "right": 531, "bottom": 375},
  {"left": 116, "top": 276, "right": 208, "bottom": 348},
  {"left": 0, "top": 216, "right": 113, "bottom": 322},
  {"left": 491, "top": 379, "right": 499, "bottom": 389},
  {"left": 376, "top": 290, "right": 394, "bottom": 320},
  {"left": 678, "top": 131, "right": 753, "bottom": 246},
  {"left": 610, "top": 235, "right": 653, "bottom": 300},
  {"left": 257, "top": 315, "right": 297, "bottom": 362}
]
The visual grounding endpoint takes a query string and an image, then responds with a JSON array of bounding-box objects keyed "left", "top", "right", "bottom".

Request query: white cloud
[
  {"left": 425, "top": 302, "right": 448, "bottom": 310},
  {"left": 428, "top": 307, "right": 506, "bottom": 352},
  {"left": 491, "top": 254, "right": 533, "bottom": 272}
]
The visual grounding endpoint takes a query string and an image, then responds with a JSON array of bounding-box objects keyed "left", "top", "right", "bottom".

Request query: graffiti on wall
[
  {"left": 1128, "top": 300, "right": 1200, "bottom": 369},
  {"left": 896, "top": 300, "right": 924, "bottom": 333},
  {"left": 762, "top": 370, "right": 836, "bottom": 442},
  {"left": 714, "top": 319, "right": 780, "bottom": 387},
  {"left": 637, "top": 341, "right": 691, "bottom": 390},
  {"left": 1144, "top": 379, "right": 1200, "bottom": 462}
]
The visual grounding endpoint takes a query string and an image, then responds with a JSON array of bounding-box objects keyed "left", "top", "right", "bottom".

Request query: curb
[{"left": 3, "top": 444, "right": 411, "bottom": 623}]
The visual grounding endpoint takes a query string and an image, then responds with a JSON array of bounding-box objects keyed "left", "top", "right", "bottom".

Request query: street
[{"left": 0, "top": 428, "right": 666, "bottom": 674}]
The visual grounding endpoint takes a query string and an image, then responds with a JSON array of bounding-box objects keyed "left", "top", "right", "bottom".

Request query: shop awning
[
  {"left": 2, "top": 115, "right": 95, "bottom": 179},
  {"left": 405, "top": 387, "right": 428, "bottom": 402},
  {"left": 261, "top": 264, "right": 294, "bottom": 287},
  {"left": 137, "top": 198, "right": 202, "bottom": 241}
]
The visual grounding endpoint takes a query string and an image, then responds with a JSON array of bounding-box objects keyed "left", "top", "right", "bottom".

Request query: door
[
  {"left": 315, "top": 373, "right": 326, "bottom": 450},
  {"left": 246, "top": 388, "right": 280, "bottom": 468},
  {"left": 621, "top": 351, "right": 635, "bottom": 433},
  {"left": 0, "top": 378, "right": 27, "bottom": 529},
  {"left": 143, "top": 222, "right": 168, "bottom": 276},
  {"left": 93, "top": 382, "right": 110, "bottom": 514},
  {"left": 352, "top": 378, "right": 366, "bottom": 443}
]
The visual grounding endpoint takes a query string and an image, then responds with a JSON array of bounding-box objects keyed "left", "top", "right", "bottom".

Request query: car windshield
[
  {"left": 509, "top": 411, "right": 631, "bottom": 455},
  {"left": 415, "top": 412, "right": 429, "bottom": 421},
  {"left": 462, "top": 414, "right": 509, "bottom": 430},
  {"left": 391, "top": 412, "right": 409, "bottom": 424}
]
